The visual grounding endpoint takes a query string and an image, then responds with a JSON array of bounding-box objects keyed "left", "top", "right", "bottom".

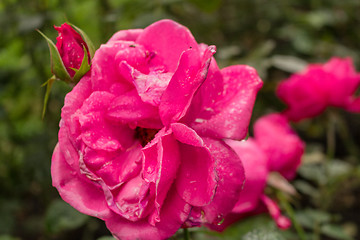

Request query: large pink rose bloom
[
  {"left": 208, "top": 113, "right": 304, "bottom": 232},
  {"left": 51, "top": 19, "right": 263, "bottom": 240},
  {"left": 277, "top": 57, "right": 360, "bottom": 121}
]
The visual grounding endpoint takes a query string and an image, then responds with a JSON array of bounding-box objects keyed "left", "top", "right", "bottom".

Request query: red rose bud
[
  {"left": 38, "top": 23, "right": 95, "bottom": 118},
  {"left": 54, "top": 23, "right": 91, "bottom": 78}
]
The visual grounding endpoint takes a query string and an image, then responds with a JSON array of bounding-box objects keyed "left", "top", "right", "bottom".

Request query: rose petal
[
  {"left": 91, "top": 41, "right": 136, "bottom": 91},
  {"left": 171, "top": 123, "right": 217, "bottom": 207},
  {"left": 119, "top": 61, "right": 172, "bottom": 106},
  {"left": 61, "top": 76, "right": 92, "bottom": 136},
  {"left": 112, "top": 174, "right": 153, "bottom": 221},
  {"left": 277, "top": 68, "right": 330, "bottom": 121},
  {"left": 142, "top": 129, "right": 181, "bottom": 225},
  {"left": 108, "top": 29, "right": 144, "bottom": 43},
  {"left": 324, "top": 57, "right": 360, "bottom": 107},
  {"left": 190, "top": 65, "right": 263, "bottom": 140},
  {"left": 159, "top": 46, "right": 215, "bottom": 126},
  {"left": 77, "top": 91, "right": 135, "bottom": 151},
  {"left": 106, "top": 89, "right": 162, "bottom": 129},
  {"left": 136, "top": 19, "right": 199, "bottom": 72},
  {"left": 106, "top": 188, "right": 191, "bottom": 240},
  {"left": 52, "top": 144, "right": 112, "bottom": 220},
  {"left": 254, "top": 113, "right": 304, "bottom": 180},
  {"left": 83, "top": 143, "right": 143, "bottom": 188},
  {"left": 346, "top": 96, "right": 360, "bottom": 112},
  {"left": 197, "top": 138, "right": 245, "bottom": 224},
  {"left": 225, "top": 139, "right": 268, "bottom": 213},
  {"left": 260, "top": 195, "right": 291, "bottom": 229}
]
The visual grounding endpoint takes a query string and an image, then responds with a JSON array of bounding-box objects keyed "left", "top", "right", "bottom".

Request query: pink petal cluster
[
  {"left": 209, "top": 113, "right": 304, "bottom": 231},
  {"left": 51, "top": 19, "right": 263, "bottom": 240},
  {"left": 277, "top": 57, "right": 360, "bottom": 121},
  {"left": 55, "top": 23, "right": 90, "bottom": 77}
]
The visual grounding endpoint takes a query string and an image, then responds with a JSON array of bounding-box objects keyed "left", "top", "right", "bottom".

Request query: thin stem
[
  {"left": 277, "top": 192, "right": 306, "bottom": 240},
  {"left": 183, "top": 228, "right": 190, "bottom": 240},
  {"left": 333, "top": 112, "right": 360, "bottom": 157},
  {"left": 326, "top": 111, "right": 336, "bottom": 160}
]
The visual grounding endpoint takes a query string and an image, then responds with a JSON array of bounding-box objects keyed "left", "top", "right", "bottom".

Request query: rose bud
[
  {"left": 54, "top": 23, "right": 94, "bottom": 81},
  {"left": 38, "top": 23, "right": 95, "bottom": 117}
]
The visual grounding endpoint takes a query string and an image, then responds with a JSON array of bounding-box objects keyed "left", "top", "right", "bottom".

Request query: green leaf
[
  {"left": 37, "top": 30, "right": 71, "bottom": 82},
  {"left": 0, "top": 235, "right": 20, "bottom": 240},
  {"left": 45, "top": 199, "right": 89, "bottom": 234},
  {"left": 321, "top": 224, "right": 353, "bottom": 240},
  {"left": 70, "top": 23, "right": 96, "bottom": 59},
  {"left": 41, "top": 76, "right": 56, "bottom": 119},
  {"left": 72, "top": 46, "right": 91, "bottom": 83},
  {"left": 295, "top": 208, "right": 331, "bottom": 229},
  {"left": 242, "top": 227, "right": 286, "bottom": 240},
  {"left": 97, "top": 237, "right": 116, "bottom": 240}
]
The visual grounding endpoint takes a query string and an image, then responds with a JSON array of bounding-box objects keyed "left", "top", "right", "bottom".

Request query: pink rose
[
  {"left": 208, "top": 113, "right": 304, "bottom": 231},
  {"left": 276, "top": 57, "right": 360, "bottom": 121},
  {"left": 55, "top": 23, "right": 91, "bottom": 77},
  {"left": 254, "top": 113, "right": 304, "bottom": 180},
  {"left": 51, "top": 19, "right": 262, "bottom": 240}
]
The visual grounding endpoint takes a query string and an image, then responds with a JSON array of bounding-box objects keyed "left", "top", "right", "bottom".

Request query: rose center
[{"left": 135, "top": 127, "right": 159, "bottom": 147}]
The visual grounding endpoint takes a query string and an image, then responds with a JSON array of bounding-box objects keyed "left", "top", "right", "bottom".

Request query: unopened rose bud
[
  {"left": 54, "top": 23, "right": 91, "bottom": 79},
  {"left": 38, "top": 23, "right": 95, "bottom": 118}
]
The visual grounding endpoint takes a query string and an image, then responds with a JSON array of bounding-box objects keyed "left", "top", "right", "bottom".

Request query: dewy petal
[
  {"left": 83, "top": 143, "right": 143, "bottom": 188},
  {"left": 254, "top": 113, "right": 304, "bottom": 180},
  {"left": 260, "top": 195, "right": 291, "bottom": 230},
  {"left": 159, "top": 46, "right": 215, "bottom": 126},
  {"left": 61, "top": 76, "right": 92, "bottom": 130},
  {"left": 106, "top": 89, "right": 162, "bottom": 129},
  {"left": 91, "top": 41, "right": 135, "bottom": 92},
  {"left": 171, "top": 123, "right": 217, "bottom": 207},
  {"left": 197, "top": 138, "right": 245, "bottom": 224},
  {"left": 142, "top": 129, "right": 181, "bottom": 225},
  {"left": 105, "top": 187, "right": 191, "bottom": 240},
  {"left": 225, "top": 139, "right": 268, "bottom": 213},
  {"left": 107, "top": 29, "right": 144, "bottom": 43},
  {"left": 119, "top": 61, "right": 172, "bottom": 106},
  {"left": 112, "top": 173, "right": 152, "bottom": 221},
  {"left": 190, "top": 65, "right": 263, "bottom": 140},
  {"left": 52, "top": 144, "right": 112, "bottom": 220},
  {"left": 136, "top": 19, "right": 199, "bottom": 72},
  {"left": 77, "top": 91, "right": 135, "bottom": 151}
]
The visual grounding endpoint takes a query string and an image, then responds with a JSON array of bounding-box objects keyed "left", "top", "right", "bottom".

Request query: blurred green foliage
[{"left": 1, "top": 0, "right": 360, "bottom": 239}]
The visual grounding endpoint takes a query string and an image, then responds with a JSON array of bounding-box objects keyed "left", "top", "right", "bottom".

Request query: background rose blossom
[
  {"left": 277, "top": 57, "right": 360, "bottom": 122},
  {"left": 51, "top": 19, "right": 263, "bottom": 240}
]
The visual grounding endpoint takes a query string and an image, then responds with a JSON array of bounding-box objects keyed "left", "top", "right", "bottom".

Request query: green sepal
[
  {"left": 42, "top": 76, "right": 56, "bottom": 119},
  {"left": 71, "top": 46, "right": 91, "bottom": 83},
  {"left": 37, "top": 30, "right": 72, "bottom": 83},
  {"left": 69, "top": 23, "right": 96, "bottom": 59}
]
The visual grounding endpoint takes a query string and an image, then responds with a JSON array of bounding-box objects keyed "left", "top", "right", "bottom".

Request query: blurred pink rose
[
  {"left": 51, "top": 19, "right": 262, "bottom": 240},
  {"left": 254, "top": 113, "right": 304, "bottom": 180},
  {"left": 55, "top": 23, "right": 90, "bottom": 77},
  {"left": 277, "top": 57, "right": 360, "bottom": 121},
  {"left": 208, "top": 113, "right": 304, "bottom": 231}
]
